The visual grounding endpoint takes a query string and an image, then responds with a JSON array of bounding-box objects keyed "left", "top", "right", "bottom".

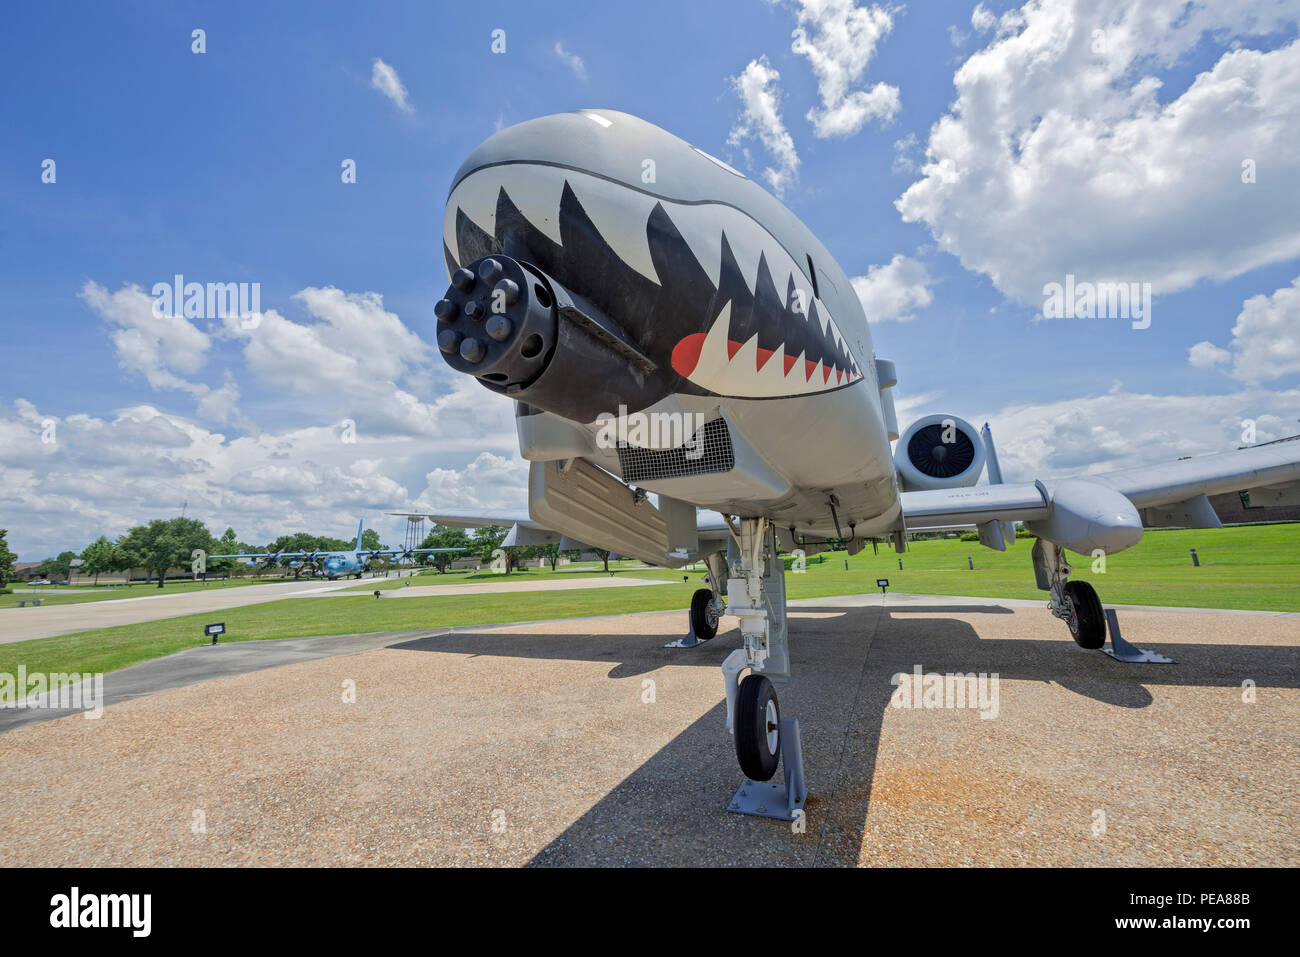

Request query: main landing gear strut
[
  {"left": 1033, "top": 538, "right": 1174, "bottom": 663},
  {"left": 1034, "top": 538, "right": 1107, "bottom": 649},
  {"left": 664, "top": 551, "right": 728, "bottom": 649}
]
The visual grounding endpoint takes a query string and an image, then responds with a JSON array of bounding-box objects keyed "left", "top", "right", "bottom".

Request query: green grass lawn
[
  {"left": 341, "top": 561, "right": 683, "bottom": 592},
  {"left": 1, "top": 523, "right": 1295, "bottom": 698},
  {"left": 1, "top": 575, "right": 310, "bottom": 609},
  {"left": 0, "top": 579, "right": 701, "bottom": 699},
  {"left": 783, "top": 523, "right": 1300, "bottom": 611}
]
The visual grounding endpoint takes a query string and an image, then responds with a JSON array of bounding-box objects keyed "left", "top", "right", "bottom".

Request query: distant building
[{"left": 11, "top": 562, "right": 43, "bottom": 581}]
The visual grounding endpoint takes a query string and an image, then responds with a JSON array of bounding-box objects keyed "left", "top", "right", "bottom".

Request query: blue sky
[{"left": 3, "top": 0, "right": 1299, "bottom": 559}]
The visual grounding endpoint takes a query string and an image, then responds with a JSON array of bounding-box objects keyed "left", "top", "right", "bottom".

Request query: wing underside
[{"left": 901, "top": 436, "right": 1300, "bottom": 551}]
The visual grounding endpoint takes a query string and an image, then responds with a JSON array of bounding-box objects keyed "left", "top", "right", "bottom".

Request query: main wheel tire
[
  {"left": 689, "top": 588, "right": 719, "bottom": 640},
  {"left": 735, "top": 674, "right": 782, "bottom": 781},
  {"left": 1064, "top": 579, "right": 1106, "bottom": 649}
]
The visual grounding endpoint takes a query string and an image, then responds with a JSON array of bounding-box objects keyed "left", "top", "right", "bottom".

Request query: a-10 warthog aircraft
[{"left": 429, "top": 109, "right": 1300, "bottom": 794}]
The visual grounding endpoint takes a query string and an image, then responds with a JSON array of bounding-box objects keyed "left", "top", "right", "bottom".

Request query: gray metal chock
[
  {"left": 664, "top": 620, "right": 706, "bottom": 649},
  {"left": 1102, "top": 608, "right": 1175, "bottom": 664},
  {"left": 727, "top": 717, "right": 808, "bottom": 822}
]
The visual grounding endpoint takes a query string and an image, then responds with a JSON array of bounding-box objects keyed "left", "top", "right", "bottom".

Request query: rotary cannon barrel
[{"left": 435, "top": 254, "right": 661, "bottom": 422}]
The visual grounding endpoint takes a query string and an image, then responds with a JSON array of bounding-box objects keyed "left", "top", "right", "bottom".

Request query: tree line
[
  {"left": 0, "top": 519, "right": 613, "bottom": 591},
  {"left": 11, "top": 518, "right": 386, "bottom": 589},
  {"left": 417, "top": 524, "right": 612, "bottom": 573}
]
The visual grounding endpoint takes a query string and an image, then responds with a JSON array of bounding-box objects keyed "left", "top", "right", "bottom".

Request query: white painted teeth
[
  {"left": 446, "top": 164, "right": 860, "bottom": 399},
  {"left": 677, "top": 304, "right": 857, "bottom": 398}
]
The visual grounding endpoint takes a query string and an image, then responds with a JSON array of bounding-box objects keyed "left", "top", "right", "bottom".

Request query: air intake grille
[{"left": 617, "top": 418, "right": 735, "bottom": 483}]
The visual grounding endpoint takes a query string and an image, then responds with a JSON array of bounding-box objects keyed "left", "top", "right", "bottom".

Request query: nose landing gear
[
  {"left": 725, "top": 662, "right": 807, "bottom": 822},
  {"left": 718, "top": 517, "right": 806, "bottom": 821}
]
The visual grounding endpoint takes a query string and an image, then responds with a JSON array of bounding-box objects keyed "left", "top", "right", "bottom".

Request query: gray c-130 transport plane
[
  {"left": 429, "top": 109, "right": 1300, "bottom": 794},
  {"left": 211, "top": 518, "right": 463, "bottom": 580}
]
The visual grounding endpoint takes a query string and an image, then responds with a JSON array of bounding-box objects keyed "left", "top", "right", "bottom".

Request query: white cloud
[
  {"left": 370, "top": 58, "right": 413, "bottom": 113},
  {"left": 971, "top": 386, "right": 1300, "bottom": 480},
  {"left": 851, "top": 254, "right": 935, "bottom": 322},
  {"left": 1188, "top": 340, "right": 1231, "bottom": 369},
  {"left": 1227, "top": 276, "right": 1300, "bottom": 383},
  {"left": 787, "top": 0, "right": 901, "bottom": 136},
  {"left": 228, "top": 286, "right": 429, "bottom": 390},
  {"left": 0, "top": 392, "right": 514, "bottom": 558},
  {"left": 727, "top": 56, "right": 801, "bottom": 196},
  {"left": 413, "top": 451, "right": 530, "bottom": 513},
  {"left": 78, "top": 281, "right": 243, "bottom": 425},
  {"left": 895, "top": 1, "right": 1300, "bottom": 306},
  {"left": 1191, "top": 275, "right": 1300, "bottom": 383},
  {"left": 971, "top": 3, "right": 997, "bottom": 33},
  {"left": 79, "top": 281, "right": 211, "bottom": 391},
  {"left": 554, "top": 42, "right": 587, "bottom": 81},
  {"left": 892, "top": 132, "right": 919, "bottom": 173},
  {"left": 194, "top": 374, "right": 242, "bottom": 426},
  {"left": 214, "top": 286, "right": 515, "bottom": 444},
  {"left": 6, "top": 276, "right": 524, "bottom": 557}
]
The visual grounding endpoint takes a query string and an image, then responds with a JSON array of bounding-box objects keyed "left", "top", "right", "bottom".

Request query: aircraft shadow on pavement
[{"left": 386, "top": 604, "right": 1299, "bottom": 865}]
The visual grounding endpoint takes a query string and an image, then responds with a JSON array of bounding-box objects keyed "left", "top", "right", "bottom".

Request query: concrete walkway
[
  {"left": 0, "top": 578, "right": 359, "bottom": 645},
  {"left": 1, "top": 593, "right": 1296, "bottom": 866}
]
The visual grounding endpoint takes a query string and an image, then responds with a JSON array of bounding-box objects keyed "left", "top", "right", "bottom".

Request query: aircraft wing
[
  {"left": 209, "top": 552, "right": 313, "bottom": 559},
  {"left": 419, "top": 508, "right": 729, "bottom": 555},
  {"left": 366, "top": 547, "right": 467, "bottom": 556},
  {"left": 417, "top": 510, "right": 537, "bottom": 530},
  {"left": 902, "top": 436, "right": 1300, "bottom": 537}
]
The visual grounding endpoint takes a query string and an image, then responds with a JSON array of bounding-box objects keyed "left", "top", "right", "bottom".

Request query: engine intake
[{"left": 895, "top": 414, "right": 986, "bottom": 491}]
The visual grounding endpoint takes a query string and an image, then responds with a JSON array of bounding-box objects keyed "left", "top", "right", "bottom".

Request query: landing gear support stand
[
  {"left": 728, "top": 717, "right": 807, "bottom": 822},
  {"left": 1102, "top": 608, "right": 1176, "bottom": 664}
]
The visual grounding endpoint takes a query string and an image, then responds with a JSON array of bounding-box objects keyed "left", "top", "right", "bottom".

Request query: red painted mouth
[{"left": 672, "top": 332, "right": 860, "bottom": 387}]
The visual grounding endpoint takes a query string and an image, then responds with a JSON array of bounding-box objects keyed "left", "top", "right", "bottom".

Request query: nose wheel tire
[
  {"left": 689, "top": 588, "right": 719, "bottom": 641},
  {"left": 735, "top": 674, "right": 782, "bottom": 781},
  {"left": 1064, "top": 579, "right": 1106, "bottom": 649}
]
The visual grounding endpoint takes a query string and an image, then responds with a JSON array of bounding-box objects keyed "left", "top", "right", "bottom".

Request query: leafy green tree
[
  {"left": 592, "top": 548, "right": 613, "bottom": 573},
  {"left": 267, "top": 532, "right": 316, "bottom": 573},
  {"left": 360, "top": 528, "right": 382, "bottom": 552},
  {"left": 419, "top": 526, "right": 469, "bottom": 572},
  {"left": 79, "top": 536, "right": 119, "bottom": 585},
  {"left": 0, "top": 529, "right": 17, "bottom": 590},
  {"left": 472, "top": 525, "right": 508, "bottom": 563},
  {"left": 118, "top": 517, "right": 218, "bottom": 588},
  {"left": 534, "top": 542, "right": 561, "bottom": 571},
  {"left": 208, "top": 528, "right": 249, "bottom": 575},
  {"left": 36, "top": 551, "right": 78, "bottom": 581}
]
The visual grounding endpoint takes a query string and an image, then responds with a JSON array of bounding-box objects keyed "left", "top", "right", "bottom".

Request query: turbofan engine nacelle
[{"left": 895, "top": 414, "right": 987, "bottom": 491}]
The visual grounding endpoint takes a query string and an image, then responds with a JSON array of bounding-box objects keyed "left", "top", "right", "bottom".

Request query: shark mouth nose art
[{"left": 442, "top": 163, "right": 862, "bottom": 412}]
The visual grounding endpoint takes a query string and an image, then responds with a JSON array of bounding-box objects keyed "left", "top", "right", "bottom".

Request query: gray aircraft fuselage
[{"left": 439, "top": 109, "right": 900, "bottom": 540}]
